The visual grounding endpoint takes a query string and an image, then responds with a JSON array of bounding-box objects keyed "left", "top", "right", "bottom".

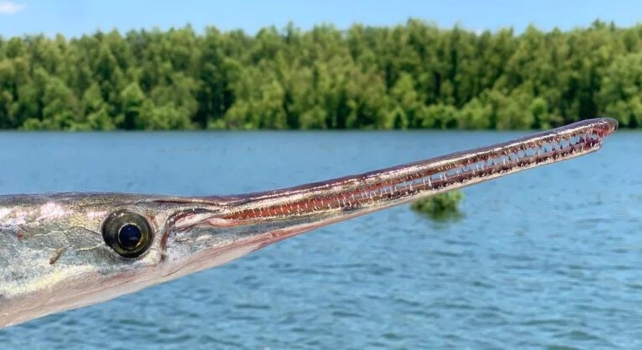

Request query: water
[{"left": 0, "top": 130, "right": 640, "bottom": 350}]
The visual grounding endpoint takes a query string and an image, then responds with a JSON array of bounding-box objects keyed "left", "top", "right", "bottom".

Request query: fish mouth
[
  {"left": 163, "top": 118, "right": 618, "bottom": 260},
  {"left": 205, "top": 117, "right": 618, "bottom": 224}
]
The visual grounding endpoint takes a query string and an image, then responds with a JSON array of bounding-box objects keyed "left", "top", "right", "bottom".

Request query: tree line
[{"left": 0, "top": 19, "right": 640, "bottom": 131}]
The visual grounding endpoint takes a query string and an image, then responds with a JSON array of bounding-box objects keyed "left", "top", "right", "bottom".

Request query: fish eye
[{"left": 102, "top": 210, "right": 153, "bottom": 258}]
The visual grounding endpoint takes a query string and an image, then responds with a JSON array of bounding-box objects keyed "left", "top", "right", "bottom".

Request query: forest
[{"left": 0, "top": 19, "right": 641, "bottom": 131}]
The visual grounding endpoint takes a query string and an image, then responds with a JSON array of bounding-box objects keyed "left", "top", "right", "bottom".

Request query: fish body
[{"left": 0, "top": 118, "right": 618, "bottom": 328}]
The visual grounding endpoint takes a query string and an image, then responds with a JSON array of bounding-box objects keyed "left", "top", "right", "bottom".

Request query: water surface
[{"left": 0, "top": 130, "right": 640, "bottom": 350}]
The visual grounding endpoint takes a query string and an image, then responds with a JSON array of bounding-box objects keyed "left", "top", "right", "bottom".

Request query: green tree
[
  {"left": 597, "top": 52, "right": 642, "bottom": 128},
  {"left": 0, "top": 20, "right": 641, "bottom": 130}
]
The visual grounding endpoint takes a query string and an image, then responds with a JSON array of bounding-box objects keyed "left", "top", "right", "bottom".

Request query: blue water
[{"left": 0, "top": 130, "right": 640, "bottom": 350}]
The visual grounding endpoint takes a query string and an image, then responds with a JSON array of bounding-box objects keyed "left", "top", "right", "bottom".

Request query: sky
[{"left": 0, "top": 0, "right": 641, "bottom": 38}]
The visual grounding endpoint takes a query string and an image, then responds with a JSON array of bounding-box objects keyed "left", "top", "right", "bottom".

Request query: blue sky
[{"left": 0, "top": 0, "right": 641, "bottom": 38}]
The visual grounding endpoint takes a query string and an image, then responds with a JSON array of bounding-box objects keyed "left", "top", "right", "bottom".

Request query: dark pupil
[{"left": 118, "top": 224, "right": 142, "bottom": 249}]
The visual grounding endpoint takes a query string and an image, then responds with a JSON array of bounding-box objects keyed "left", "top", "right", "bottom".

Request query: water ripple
[{"left": 0, "top": 131, "right": 640, "bottom": 349}]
